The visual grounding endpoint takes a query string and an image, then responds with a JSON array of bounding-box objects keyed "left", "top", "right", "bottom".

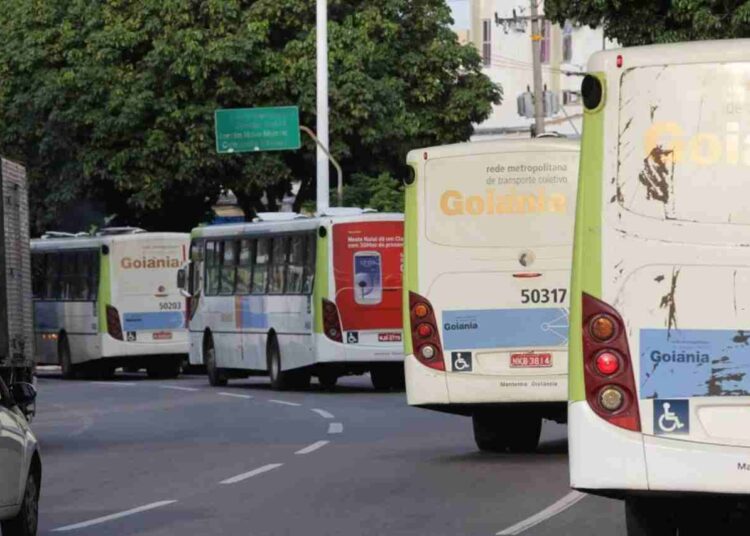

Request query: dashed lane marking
[
  {"left": 218, "top": 392, "right": 253, "bottom": 400},
  {"left": 220, "top": 463, "right": 284, "bottom": 485},
  {"left": 269, "top": 399, "right": 301, "bottom": 407},
  {"left": 496, "top": 491, "right": 586, "bottom": 535},
  {"left": 295, "top": 440, "right": 330, "bottom": 455},
  {"left": 328, "top": 422, "right": 343, "bottom": 434},
  {"left": 311, "top": 408, "right": 334, "bottom": 419},
  {"left": 158, "top": 385, "right": 200, "bottom": 392},
  {"left": 51, "top": 500, "right": 178, "bottom": 532}
]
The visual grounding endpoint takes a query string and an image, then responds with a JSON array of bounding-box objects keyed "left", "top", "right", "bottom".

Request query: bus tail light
[
  {"left": 322, "top": 299, "right": 343, "bottom": 342},
  {"left": 409, "top": 292, "right": 445, "bottom": 371},
  {"left": 581, "top": 293, "right": 640, "bottom": 432},
  {"left": 106, "top": 305, "right": 124, "bottom": 341}
]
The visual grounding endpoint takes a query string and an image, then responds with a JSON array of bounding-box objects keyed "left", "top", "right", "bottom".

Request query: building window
[
  {"left": 482, "top": 19, "right": 492, "bottom": 66},
  {"left": 562, "top": 21, "right": 573, "bottom": 63},
  {"left": 540, "top": 20, "right": 551, "bottom": 64}
]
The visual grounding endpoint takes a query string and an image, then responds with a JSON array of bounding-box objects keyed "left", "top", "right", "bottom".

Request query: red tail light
[
  {"left": 106, "top": 305, "right": 124, "bottom": 341},
  {"left": 582, "top": 293, "right": 640, "bottom": 431},
  {"left": 409, "top": 292, "right": 445, "bottom": 371},
  {"left": 322, "top": 299, "right": 343, "bottom": 342}
]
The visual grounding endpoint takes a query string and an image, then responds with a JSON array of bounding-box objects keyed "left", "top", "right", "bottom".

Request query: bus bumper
[
  {"left": 101, "top": 334, "right": 189, "bottom": 358},
  {"left": 315, "top": 337, "right": 403, "bottom": 364},
  {"left": 405, "top": 354, "right": 449, "bottom": 406}
]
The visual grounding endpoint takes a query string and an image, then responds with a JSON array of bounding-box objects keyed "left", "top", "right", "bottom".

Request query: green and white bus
[
  {"left": 31, "top": 229, "right": 190, "bottom": 379},
  {"left": 403, "top": 139, "right": 579, "bottom": 452},
  {"left": 184, "top": 210, "right": 405, "bottom": 390},
  {"left": 569, "top": 41, "right": 750, "bottom": 533}
]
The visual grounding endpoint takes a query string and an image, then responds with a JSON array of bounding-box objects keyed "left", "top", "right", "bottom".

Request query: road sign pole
[
  {"left": 301, "top": 126, "right": 342, "bottom": 206},
  {"left": 316, "top": 0, "right": 330, "bottom": 212}
]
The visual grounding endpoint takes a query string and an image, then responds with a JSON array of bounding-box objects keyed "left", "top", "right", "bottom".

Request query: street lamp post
[{"left": 316, "top": 0, "right": 330, "bottom": 213}]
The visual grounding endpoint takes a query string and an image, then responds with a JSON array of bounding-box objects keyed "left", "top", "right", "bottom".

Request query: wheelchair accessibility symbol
[
  {"left": 451, "top": 352, "right": 472, "bottom": 372},
  {"left": 654, "top": 399, "right": 689, "bottom": 435},
  {"left": 347, "top": 332, "right": 359, "bottom": 344}
]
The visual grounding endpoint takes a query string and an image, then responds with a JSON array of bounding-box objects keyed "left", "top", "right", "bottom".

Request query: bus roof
[
  {"left": 31, "top": 232, "right": 189, "bottom": 251},
  {"left": 588, "top": 39, "right": 750, "bottom": 72},
  {"left": 192, "top": 211, "right": 404, "bottom": 240},
  {"left": 406, "top": 137, "right": 579, "bottom": 165}
]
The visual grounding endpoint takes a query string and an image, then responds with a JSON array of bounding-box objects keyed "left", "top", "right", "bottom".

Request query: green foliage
[
  {"left": 0, "top": 0, "right": 500, "bottom": 233},
  {"left": 545, "top": 0, "right": 750, "bottom": 46},
  {"left": 342, "top": 172, "right": 404, "bottom": 213}
]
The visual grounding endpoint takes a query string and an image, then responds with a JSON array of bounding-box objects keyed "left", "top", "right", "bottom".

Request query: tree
[
  {"left": 545, "top": 0, "right": 750, "bottom": 46},
  {"left": 0, "top": 0, "right": 501, "bottom": 234}
]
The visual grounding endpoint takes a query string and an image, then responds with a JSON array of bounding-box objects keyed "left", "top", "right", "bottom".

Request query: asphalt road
[{"left": 29, "top": 371, "right": 626, "bottom": 536}]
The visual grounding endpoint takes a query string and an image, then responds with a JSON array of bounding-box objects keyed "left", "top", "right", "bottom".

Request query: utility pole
[
  {"left": 529, "top": 0, "right": 545, "bottom": 136},
  {"left": 316, "top": 0, "right": 330, "bottom": 212}
]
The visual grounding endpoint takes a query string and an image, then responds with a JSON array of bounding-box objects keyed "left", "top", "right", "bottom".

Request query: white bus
[
  {"left": 183, "top": 209, "right": 405, "bottom": 390},
  {"left": 403, "top": 138, "right": 579, "bottom": 452},
  {"left": 31, "top": 229, "right": 190, "bottom": 379},
  {"left": 569, "top": 41, "right": 750, "bottom": 534}
]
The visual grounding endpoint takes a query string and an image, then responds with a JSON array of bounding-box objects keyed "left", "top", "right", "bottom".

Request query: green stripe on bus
[
  {"left": 569, "top": 72, "right": 606, "bottom": 402},
  {"left": 312, "top": 228, "right": 329, "bottom": 334},
  {"left": 403, "top": 164, "right": 419, "bottom": 355},
  {"left": 97, "top": 250, "right": 111, "bottom": 334}
]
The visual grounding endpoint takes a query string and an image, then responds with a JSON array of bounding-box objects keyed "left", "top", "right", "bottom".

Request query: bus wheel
[
  {"left": 507, "top": 415, "right": 542, "bottom": 453},
  {"left": 267, "top": 336, "right": 291, "bottom": 391},
  {"left": 59, "top": 337, "right": 77, "bottom": 380},
  {"left": 626, "top": 497, "right": 678, "bottom": 535},
  {"left": 472, "top": 413, "right": 509, "bottom": 452},
  {"left": 205, "top": 340, "right": 227, "bottom": 387}
]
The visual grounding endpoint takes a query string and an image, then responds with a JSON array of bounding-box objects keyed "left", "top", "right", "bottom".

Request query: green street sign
[{"left": 214, "top": 106, "right": 301, "bottom": 153}]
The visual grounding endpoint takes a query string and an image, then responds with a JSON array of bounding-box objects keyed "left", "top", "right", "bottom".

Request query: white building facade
[{"left": 449, "top": 0, "right": 612, "bottom": 138}]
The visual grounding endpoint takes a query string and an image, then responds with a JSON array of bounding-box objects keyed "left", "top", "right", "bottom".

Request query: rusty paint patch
[
  {"left": 659, "top": 268, "right": 680, "bottom": 338},
  {"left": 650, "top": 104, "right": 658, "bottom": 121},
  {"left": 654, "top": 275, "right": 665, "bottom": 283},
  {"left": 638, "top": 146, "right": 674, "bottom": 204},
  {"left": 706, "top": 369, "right": 748, "bottom": 397},
  {"left": 733, "top": 330, "right": 750, "bottom": 345}
]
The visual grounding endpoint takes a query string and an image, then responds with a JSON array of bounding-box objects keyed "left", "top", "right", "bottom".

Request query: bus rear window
[
  {"left": 617, "top": 62, "right": 750, "bottom": 225},
  {"left": 424, "top": 152, "right": 578, "bottom": 248}
]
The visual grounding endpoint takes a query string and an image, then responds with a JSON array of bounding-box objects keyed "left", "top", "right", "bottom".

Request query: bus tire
[
  {"left": 472, "top": 413, "right": 509, "bottom": 452},
  {"left": 267, "top": 335, "right": 291, "bottom": 391},
  {"left": 205, "top": 339, "right": 227, "bottom": 387},
  {"left": 507, "top": 415, "right": 542, "bottom": 453},
  {"left": 59, "top": 336, "right": 77, "bottom": 380},
  {"left": 1, "top": 463, "right": 40, "bottom": 536},
  {"left": 625, "top": 497, "right": 678, "bottom": 535}
]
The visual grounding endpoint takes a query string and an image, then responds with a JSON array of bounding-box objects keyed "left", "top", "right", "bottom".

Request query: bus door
[
  {"left": 613, "top": 61, "right": 750, "bottom": 489},
  {"left": 332, "top": 221, "right": 404, "bottom": 348},
  {"left": 422, "top": 150, "right": 577, "bottom": 401}
]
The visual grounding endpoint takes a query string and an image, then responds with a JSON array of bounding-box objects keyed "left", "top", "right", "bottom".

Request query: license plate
[
  {"left": 152, "top": 331, "right": 173, "bottom": 341},
  {"left": 378, "top": 333, "right": 402, "bottom": 342},
  {"left": 510, "top": 353, "right": 552, "bottom": 368}
]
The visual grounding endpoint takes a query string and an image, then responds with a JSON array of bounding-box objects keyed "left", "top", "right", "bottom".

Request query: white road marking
[
  {"left": 51, "top": 500, "right": 177, "bottom": 532},
  {"left": 218, "top": 392, "right": 253, "bottom": 399},
  {"left": 91, "top": 382, "right": 136, "bottom": 386},
  {"left": 220, "top": 463, "right": 283, "bottom": 485},
  {"left": 158, "top": 385, "right": 199, "bottom": 392},
  {"left": 295, "top": 440, "right": 330, "bottom": 455},
  {"left": 328, "top": 422, "right": 343, "bottom": 434},
  {"left": 496, "top": 491, "right": 586, "bottom": 535},
  {"left": 269, "top": 399, "right": 301, "bottom": 407},
  {"left": 312, "top": 408, "right": 334, "bottom": 419}
]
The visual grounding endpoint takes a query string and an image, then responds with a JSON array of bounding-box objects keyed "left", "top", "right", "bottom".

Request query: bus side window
[
  {"left": 303, "top": 234, "right": 316, "bottom": 294},
  {"left": 205, "top": 241, "right": 220, "bottom": 296},
  {"left": 236, "top": 239, "right": 253, "bottom": 295},
  {"left": 252, "top": 238, "right": 270, "bottom": 294},
  {"left": 60, "top": 252, "right": 77, "bottom": 301},
  {"left": 189, "top": 242, "right": 203, "bottom": 295},
  {"left": 286, "top": 235, "right": 305, "bottom": 294},
  {"left": 45, "top": 253, "right": 61, "bottom": 300},
  {"left": 31, "top": 253, "right": 45, "bottom": 300},
  {"left": 220, "top": 240, "right": 237, "bottom": 296},
  {"left": 269, "top": 237, "right": 288, "bottom": 295},
  {"left": 73, "top": 252, "right": 90, "bottom": 300},
  {"left": 88, "top": 250, "right": 100, "bottom": 301}
]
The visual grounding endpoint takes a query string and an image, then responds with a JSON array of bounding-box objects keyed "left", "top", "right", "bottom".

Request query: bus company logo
[
  {"left": 439, "top": 188, "right": 566, "bottom": 216},
  {"left": 644, "top": 121, "right": 750, "bottom": 167},
  {"left": 378, "top": 333, "right": 402, "bottom": 342},
  {"left": 121, "top": 256, "right": 181, "bottom": 269},
  {"left": 650, "top": 350, "right": 709, "bottom": 364},
  {"left": 443, "top": 320, "right": 478, "bottom": 331}
]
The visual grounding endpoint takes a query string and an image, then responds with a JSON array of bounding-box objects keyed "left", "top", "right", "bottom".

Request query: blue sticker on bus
[
  {"left": 122, "top": 311, "right": 185, "bottom": 331},
  {"left": 653, "top": 399, "right": 689, "bottom": 435},
  {"left": 441, "top": 308, "right": 568, "bottom": 351},
  {"left": 640, "top": 329, "right": 750, "bottom": 399},
  {"left": 235, "top": 297, "right": 269, "bottom": 329}
]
